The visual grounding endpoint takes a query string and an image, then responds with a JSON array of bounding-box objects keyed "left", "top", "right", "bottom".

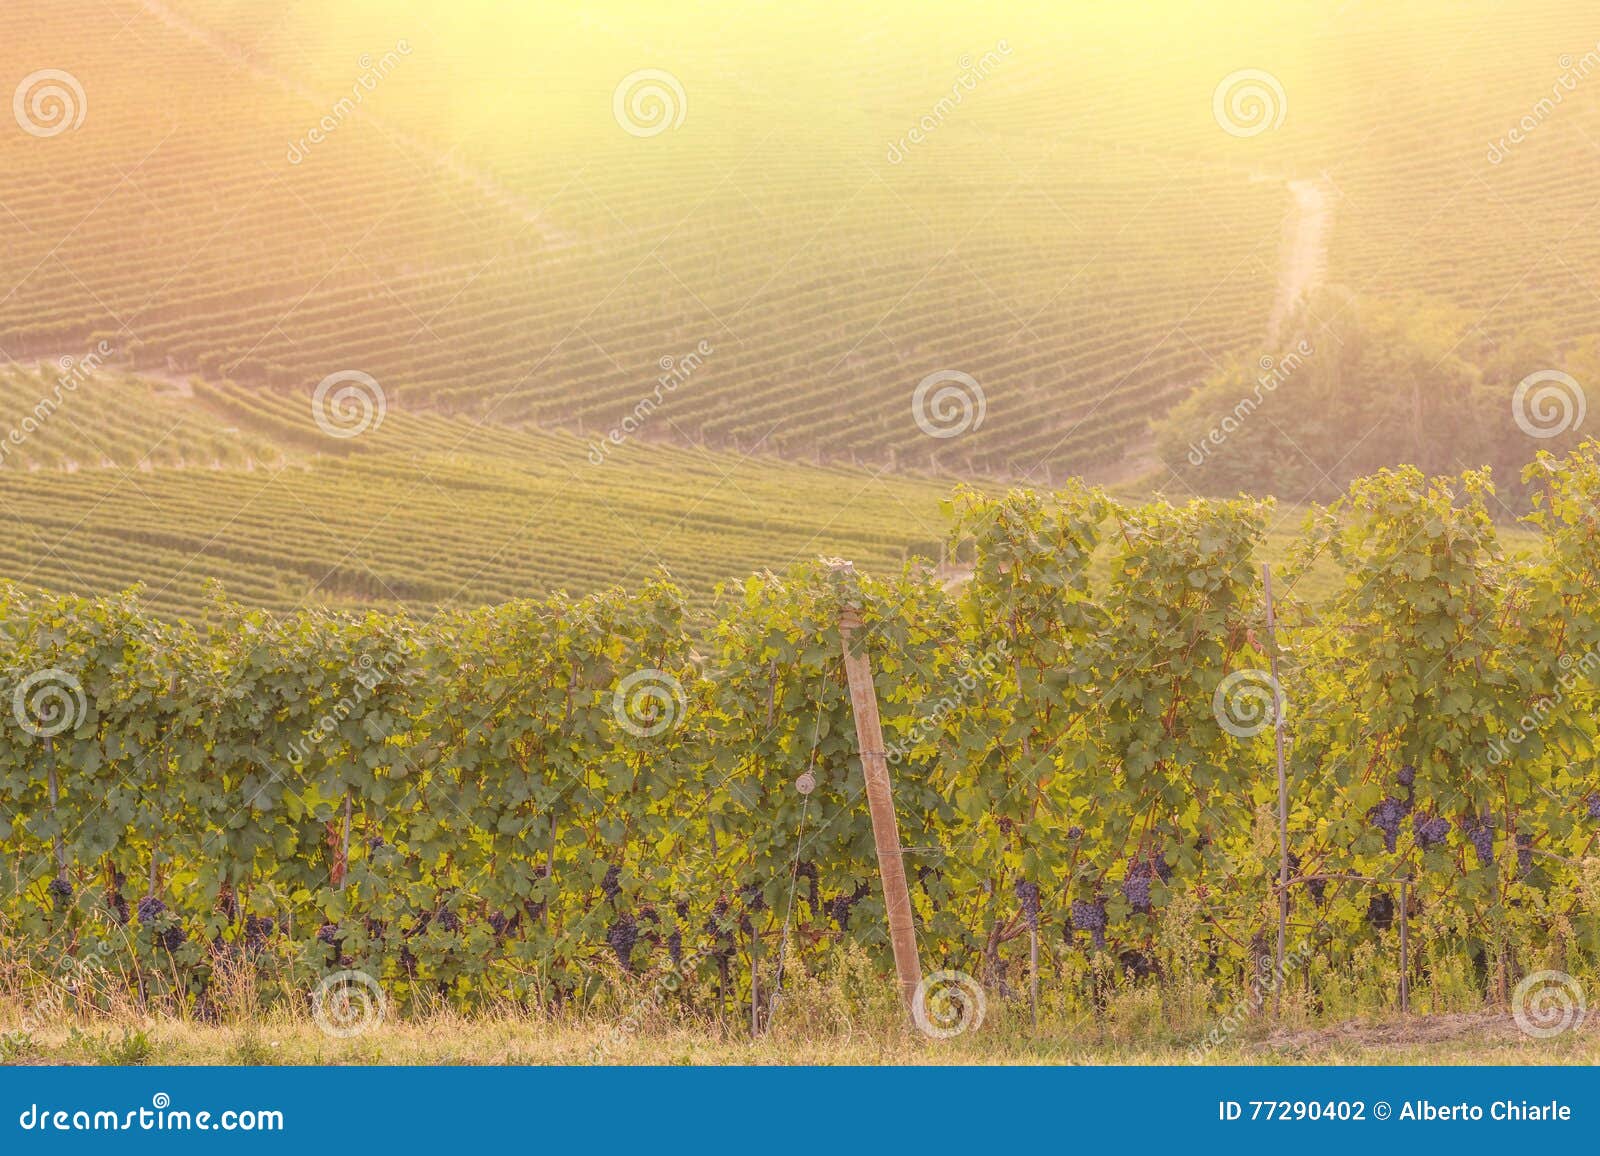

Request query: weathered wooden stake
[
  {"left": 46, "top": 741, "right": 66, "bottom": 879},
  {"left": 750, "top": 928, "right": 761, "bottom": 1037},
  {"left": 836, "top": 601, "right": 924, "bottom": 1015},
  {"left": 338, "top": 794, "right": 353, "bottom": 892},
  {"left": 1028, "top": 923, "right": 1040, "bottom": 1031},
  {"left": 1263, "top": 564, "right": 1289, "bottom": 1016},
  {"left": 1398, "top": 881, "right": 1410, "bottom": 1014}
]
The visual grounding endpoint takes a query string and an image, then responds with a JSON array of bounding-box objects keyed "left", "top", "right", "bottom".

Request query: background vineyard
[
  {"left": 3, "top": 0, "right": 1598, "bottom": 619},
  {"left": 7, "top": 0, "right": 1600, "bottom": 481},
  {"left": 1, "top": 362, "right": 1426, "bottom": 620},
  {"left": 4, "top": 449, "right": 1597, "bottom": 1027},
  {"left": 0, "top": 365, "right": 953, "bottom": 619}
]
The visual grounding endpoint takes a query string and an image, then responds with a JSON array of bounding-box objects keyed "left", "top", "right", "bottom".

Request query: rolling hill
[{"left": 0, "top": 0, "right": 1587, "bottom": 615}]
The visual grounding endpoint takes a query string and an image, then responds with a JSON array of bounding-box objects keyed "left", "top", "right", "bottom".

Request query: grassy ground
[{"left": 4, "top": 1005, "right": 1594, "bottom": 1066}]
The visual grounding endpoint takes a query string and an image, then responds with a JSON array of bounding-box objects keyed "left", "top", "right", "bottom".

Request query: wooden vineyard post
[
  {"left": 1398, "top": 881, "right": 1410, "bottom": 1014},
  {"left": 832, "top": 577, "right": 923, "bottom": 1016},
  {"left": 1262, "top": 564, "right": 1290, "bottom": 1016}
]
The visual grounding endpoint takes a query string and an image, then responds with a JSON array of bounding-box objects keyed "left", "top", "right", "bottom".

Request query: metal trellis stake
[
  {"left": 1263, "top": 564, "right": 1290, "bottom": 1016},
  {"left": 1398, "top": 880, "right": 1410, "bottom": 1014},
  {"left": 835, "top": 598, "right": 924, "bottom": 1017}
]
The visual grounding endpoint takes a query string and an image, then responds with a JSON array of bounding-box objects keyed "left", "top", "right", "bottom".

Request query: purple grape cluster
[
  {"left": 705, "top": 896, "right": 735, "bottom": 950},
  {"left": 1119, "top": 950, "right": 1157, "bottom": 979},
  {"left": 1515, "top": 832, "right": 1534, "bottom": 878},
  {"left": 1286, "top": 852, "right": 1326, "bottom": 904},
  {"left": 316, "top": 922, "right": 341, "bottom": 947},
  {"left": 1122, "top": 865, "right": 1152, "bottom": 914},
  {"left": 1368, "top": 797, "right": 1410, "bottom": 852},
  {"left": 796, "top": 861, "right": 821, "bottom": 912},
  {"left": 824, "top": 883, "right": 870, "bottom": 931},
  {"left": 709, "top": 896, "right": 729, "bottom": 924},
  {"left": 436, "top": 907, "right": 461, "bottom": 933},
  {"left": 487, "top": 910, "right": 517, "bottom": 937},
  {"left": 1121, "top": 853, "right": 1167, "bottom": 914},
  {"left": 1067, "top": 826, "right": 1084, "bottom": 841},
  {"left": 1461, "top": 812, "right": 1495, "bottom": 868},
  {"left": 1413, "top": 811, "right": 1451, "bottom": 849},
  {"left": 47, "top": 877, "right": 73, "bottom": 909},
  {"left": 1586, "top": 794, "right": 1600, "bottom": 821},
  {"left": 136, "top": 897, "right": 185, "bottom": 953},
  {"left": 1069, "top": 897, "right": 1108, "bottom": 949},
  {"left": 1013, "top": 879, "right": 1041, "bottom": 928},
  {"left": 826, "top": 893, "right": 854, "bottom": 929},
  {"left": 243, "top": 915, "right": 275, "bottom": 950},
  {"left": 1397, "top": 764, "right": 1416, "bottom": 788},
  {"left": 1366, "top": 893, "right": 1394, "bottom": 930},
  {"left": 606, "top": 914, "right": 638, "bottom": 971},
  {"left": 601, "top": 864, "right": 622, "bottom": 902},
  {"left": 739, "top": 882, "right": 768, "bottom": 913}
]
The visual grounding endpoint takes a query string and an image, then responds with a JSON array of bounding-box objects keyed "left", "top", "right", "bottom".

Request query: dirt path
[
  {"left": 1083, "top": 172, "right": 1334, "bottom": 487},
  {"left": 1267, "top": 177, "right": 1333, "bottom": 344}
]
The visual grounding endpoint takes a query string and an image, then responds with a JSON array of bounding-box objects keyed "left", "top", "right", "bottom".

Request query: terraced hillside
[
  {"left": 1, "top": 0, "right": 1289, "bottom": 479},
  {"left": 2, "top": 0, "right": 1594, "bottom": 620},
  {"left": 0, "top": 364, "right": 948, "bottom": 619}
]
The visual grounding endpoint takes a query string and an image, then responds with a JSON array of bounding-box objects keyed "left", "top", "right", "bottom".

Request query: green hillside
[{"left": 0, "top": 365, "right": 949, "bottom": 618}]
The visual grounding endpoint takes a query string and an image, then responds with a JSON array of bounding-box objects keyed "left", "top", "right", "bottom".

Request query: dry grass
[
  {"left": 4, "top": 942, "right": 1592, "bottom": 1066},
  {"left": 3, "top": 1000, "right": 1594, "bottom": 1067}
]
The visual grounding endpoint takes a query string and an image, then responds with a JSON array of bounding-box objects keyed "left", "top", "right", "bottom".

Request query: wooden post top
[{"left": 827, "top": 558, "right": 864, "bottom": 634}]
